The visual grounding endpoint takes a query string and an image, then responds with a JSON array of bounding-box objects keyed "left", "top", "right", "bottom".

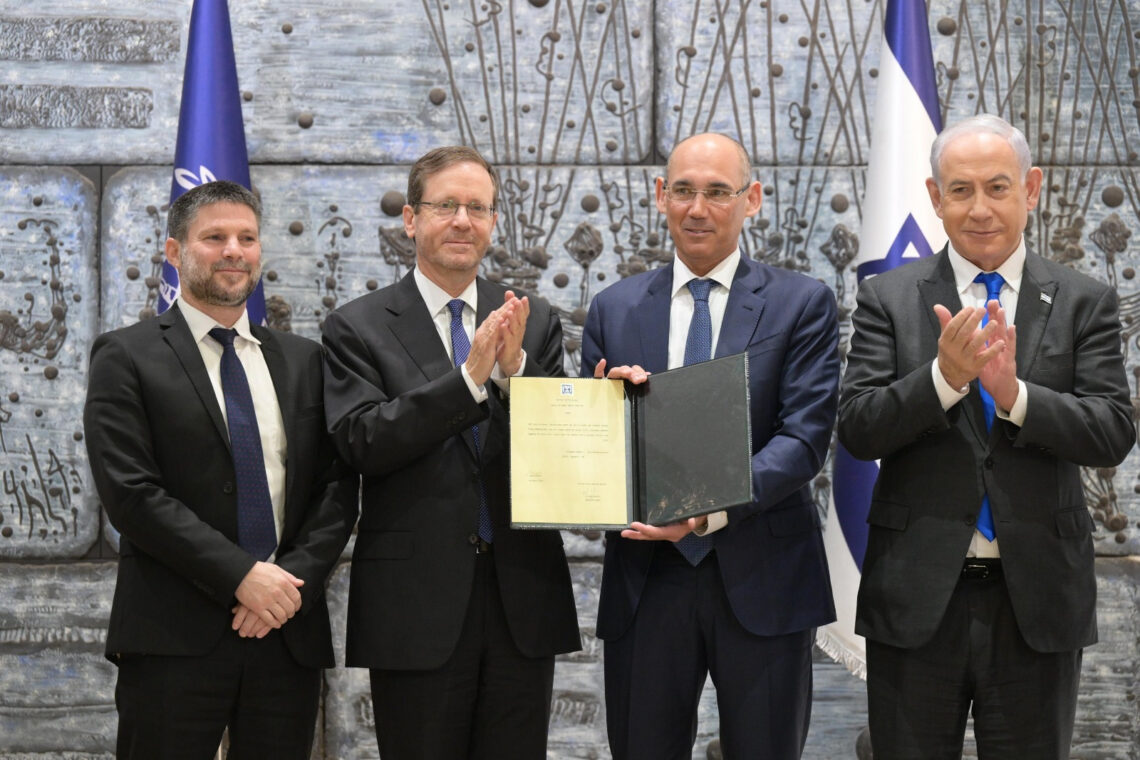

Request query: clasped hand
[
  {"left": 933, "top": 301, "right": 1019, "bottom": 411},
  {"left": 465, "top": 291, "right": 530, "bottom": 384},
  {"left": 231, "top": 561, "right": 305, "bottom": 639}
]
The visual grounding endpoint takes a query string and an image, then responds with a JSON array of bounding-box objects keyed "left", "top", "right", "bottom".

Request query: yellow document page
[{"left": 509, "top": 376, "right": 629, "bottom": 528}]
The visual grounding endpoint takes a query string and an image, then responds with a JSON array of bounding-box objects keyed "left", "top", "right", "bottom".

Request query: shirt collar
[
  {"left": 178, "top": 297, "right": 259, "bottom": 346},
  {"left": 671, "top": 248, "right": 741, "bottom": 298},
  {"left": 413, "top": 266, "right": 479, "bottom": 318},
  {"left": 947, "top": 238, "right": 1025, "bottom": 297}
]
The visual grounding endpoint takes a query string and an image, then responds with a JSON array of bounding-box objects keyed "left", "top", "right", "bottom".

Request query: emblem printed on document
[{"left": 561, "top": 383, "right": 574, "bottom": 396}]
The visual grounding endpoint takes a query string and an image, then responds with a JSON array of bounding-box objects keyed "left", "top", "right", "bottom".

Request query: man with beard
[
  {"left": 84, "top": 180, "right": 358, "bottom": 758},
  {"left": 322, "top": 146, "right": 579, "bottom": 758}
]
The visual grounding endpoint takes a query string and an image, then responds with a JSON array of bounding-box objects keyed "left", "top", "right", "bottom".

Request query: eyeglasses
[
  {"left": 416, "top": 200, "right": 496, "bottom": 220},
  {"left": 662, "top": 185, "right": 750, "bottom": 205}
]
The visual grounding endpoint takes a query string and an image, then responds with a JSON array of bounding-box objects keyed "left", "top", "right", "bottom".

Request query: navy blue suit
[{"left": 581, "top": 256, "right": 839, "bottom": 758}]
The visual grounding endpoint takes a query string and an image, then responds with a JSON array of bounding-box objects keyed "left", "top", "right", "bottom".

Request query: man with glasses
[
  {"left": 581, "top": 133, "right": 839, "bottom": 758},
  {"left": 322, "top": 146, "right": 580, "bottom": 758}
]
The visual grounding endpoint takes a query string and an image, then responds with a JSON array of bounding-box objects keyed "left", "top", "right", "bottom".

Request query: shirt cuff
[
  {"left": 460, "top": 363, "right": 489, "bottom": 403},
  {"left": 931, "top": 361, "right": 968, "bottom": 411},
  {"left": 995, "top": 379, "right": 1027, "bottom": 427},
  {"left": 693, "top": 510, "right": 727, "bottom": 536},
  {"left": 491, "top": 350, "right": 528, "bottom": 395}
]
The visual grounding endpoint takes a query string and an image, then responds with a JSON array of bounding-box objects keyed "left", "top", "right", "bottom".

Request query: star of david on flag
[{"left": 817, "top": 0, "right": 946, "bottom": 678}]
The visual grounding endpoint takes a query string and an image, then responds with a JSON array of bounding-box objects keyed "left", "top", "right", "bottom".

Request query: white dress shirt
[
  {"left": 413, "top": 268, "right": 524, "bottom": 402},
  {"left": 929, "top": 239, "right": 1030, "bottom": 558},
  {"left": 178, "top": 298, "right": 287, "bottom": 551},
  {"left": 666, "top": 250, "right": 743, "bottom": 536}
]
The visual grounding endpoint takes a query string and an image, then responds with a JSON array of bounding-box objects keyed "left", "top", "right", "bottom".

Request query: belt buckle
[
  {"left": 961, "top": 561, "right": 992, "bottom": 579},
  {"left": 475, "top": 538, "right": 493, "bottom": 554}
]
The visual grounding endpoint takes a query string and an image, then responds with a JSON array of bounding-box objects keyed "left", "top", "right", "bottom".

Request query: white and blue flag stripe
[{"left": 818, "top": 0, "right": 946, "bottom": 677}]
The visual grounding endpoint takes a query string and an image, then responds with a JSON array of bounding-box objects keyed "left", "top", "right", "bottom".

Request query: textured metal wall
[{"left": 0, "top": 1, "right": 1137, "bottom": 757}]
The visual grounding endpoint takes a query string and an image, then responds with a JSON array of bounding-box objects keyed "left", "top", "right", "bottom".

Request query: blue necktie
[
  {"left": 447, "top": 299, "right": 493, "bottom": 543},
  {"left": 209, "top": 328, "right": 277, "bottom": 560},
  {"left": 973, "top": 272, "right": 1005, "bottom": 542},
  {"left": 675, "top": 279, "right": 715, "bottom": 565}
]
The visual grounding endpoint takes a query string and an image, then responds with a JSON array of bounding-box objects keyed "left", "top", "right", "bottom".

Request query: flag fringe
[{"left": 815, "top": 628, "right": 867, "bottom": 681}]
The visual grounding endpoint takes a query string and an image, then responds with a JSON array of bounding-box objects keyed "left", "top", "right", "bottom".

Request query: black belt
[{"left": 961, "top": 558, "right": 1001, "bottom": 579}]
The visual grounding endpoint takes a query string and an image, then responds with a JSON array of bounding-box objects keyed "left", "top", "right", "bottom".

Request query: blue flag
[
  {"left": 818, "top": 0, "right": 946, "bottom": 677},
  {"left": 159, "top": 0, "right": 265, "bottom": 325}
]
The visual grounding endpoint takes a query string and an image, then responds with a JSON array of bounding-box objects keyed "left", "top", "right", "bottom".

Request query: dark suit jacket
[
  {"left": 838, "top": 249, "right": 1135, "bottom": 653},
  {"left": 84, "top": 304, "right": 358, "bottom": 668},
  {"left": 580, "top": 257, "right": 840, "bottom": 640},
  {"left": 321, "top": 273, "right": 581, "bottom": 670}
]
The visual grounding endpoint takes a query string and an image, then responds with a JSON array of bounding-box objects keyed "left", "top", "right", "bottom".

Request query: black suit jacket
[
  {"left": 322, "top": 273, "right": 581, "bottom": 670},
  {"left": 580, "top": 258, "right": 840, "bottom": 640},
  {"left": 839, "top": 249, "right": 1135, "bottom": 652},
  {"left": 84, "top": 305, "right": 358, "bottom": 668}
]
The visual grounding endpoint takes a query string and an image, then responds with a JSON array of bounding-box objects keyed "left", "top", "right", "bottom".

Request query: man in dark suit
[
  {"left": 839, "top": 114, "right": 1135, "bottom": 759},
  {"left": 580, "top": 133, "right": 839, "bottom": 759},
  {"left": 321, "top": 146, "right": 580, "bottom": 758},
  {"left": 84, "top": 180, "right": 358, "bottom": 758}
]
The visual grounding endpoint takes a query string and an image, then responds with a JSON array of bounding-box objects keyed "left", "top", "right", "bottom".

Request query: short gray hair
[
  {"left": 167, "top": 180, "right": 261, "bottom": 243},
  {"left": 929, "top": 114, "right": 1032, "bottom": 186}
]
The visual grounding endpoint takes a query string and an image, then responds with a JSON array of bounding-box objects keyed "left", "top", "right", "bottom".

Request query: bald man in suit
[{"left": 582, "top": 133, "right": 839, "bottom": 759}]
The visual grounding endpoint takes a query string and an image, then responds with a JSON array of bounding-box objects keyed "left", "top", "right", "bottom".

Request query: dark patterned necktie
[
  {"left": 208, "top": 328, "right": 277, "bottom": 560},
  {"left": 973, "top": 271, "right": 1005, "bottom": 542},
  {"left": 447, "top": 299, "right": 493, "bottom": 543},
  {"left": 675, "top": 279, "right": 715, "bottom": 565}
]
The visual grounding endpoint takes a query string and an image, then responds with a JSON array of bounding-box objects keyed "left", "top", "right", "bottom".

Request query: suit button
[
  {"left": 984, "top": 457, "right": 994, "bottom": 469},
  {"left": 964, "top": 514, "right": 976, "bottom": 526},
  {"left": 223, "top": 482, "right": 234, "bottom": 494},
  {"left": 467, "top": 533, "right": 479, "bottom": 545}
]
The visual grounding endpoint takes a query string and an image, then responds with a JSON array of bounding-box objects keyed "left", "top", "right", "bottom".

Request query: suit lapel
[
  {"left": 917, "top": 251, "right": 989, "bottom": 446},
  {"left": 636, "top": 265, "right": 673, "bottom": 372},
  {"left": 160, "top": 305, "right": 230, "bottom": 451},
  {"left": 1013, "top": 253, "right": 1056, "bottom": 377},
  {"left": 388, "top": 273, "right": 456, "bottom": 384},
  {"left": 388, "top": 272, "right": 486, "bottom": 461},
  {"left": 715, "top": 259, "right": 766, "bottom": 358},
  {"left": 255, "top": 326, "right": 296, "bottom": 513},
  {"left": 916, "top": 251, "right": 962, "bottom": 351},
  {"left": 474, "top": 278, "right": 504, "bottom": 457}
]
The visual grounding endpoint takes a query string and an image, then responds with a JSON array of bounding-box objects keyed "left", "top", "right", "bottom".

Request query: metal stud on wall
[{"left": 0, "top": 1, "right": 1137, "bottom": 756}]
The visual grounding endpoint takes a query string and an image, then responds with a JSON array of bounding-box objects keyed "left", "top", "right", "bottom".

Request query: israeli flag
[
  {"left": 159, "top": 0, "right": 266, "bottom": 325},
  {"left": 818, "top": 0, "right": 946, "bottom": 677}
]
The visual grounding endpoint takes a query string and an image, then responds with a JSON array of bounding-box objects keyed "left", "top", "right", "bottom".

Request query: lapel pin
[{"left": 1040, "top": 292, "right": 1053, "bottom": 305}]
